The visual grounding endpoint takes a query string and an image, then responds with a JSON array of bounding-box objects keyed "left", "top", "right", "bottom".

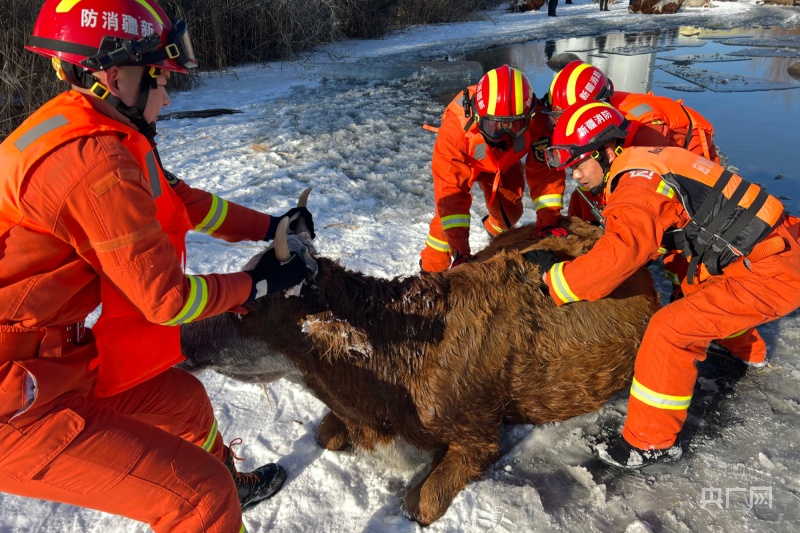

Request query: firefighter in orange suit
[
  {"left": 0, "top": 0, "right": 314, "bottom": 530},
  {"left": 524, "top": 101, "right": 800, "bottom": 469},
  {"left": 544, "top": 61, "right": 762, "bottom": 363},
  {"left": 420, "top": 65, "right": 567, "bottom": 272}
]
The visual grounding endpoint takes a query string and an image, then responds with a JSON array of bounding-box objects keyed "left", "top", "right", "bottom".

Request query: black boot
[
  {"left": 595, "top": 435, "right": 682, "bottom": 470},
  {"left": 224, "top": 445, "right": 286, "bottom": 509}
]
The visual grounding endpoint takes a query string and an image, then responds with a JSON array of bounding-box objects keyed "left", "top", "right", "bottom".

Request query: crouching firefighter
[
  {"left": 0, "top": 0, "right": 316, "bottom": 530},
  {"left": 524, "top": 101, "right": 800, "bottom": 469}
]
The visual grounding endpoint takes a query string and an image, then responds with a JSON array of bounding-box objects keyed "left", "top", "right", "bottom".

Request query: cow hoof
[
  {"left": 402, "top": 481, "right": 446, "bottom": 526},
  {"left": 317, "top": 411, "right": 351, "bottom": 451}
]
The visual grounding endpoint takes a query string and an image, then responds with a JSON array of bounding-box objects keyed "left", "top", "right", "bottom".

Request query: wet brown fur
[{"left": 182, "top": 217, "right": 660, "bottom": 524}]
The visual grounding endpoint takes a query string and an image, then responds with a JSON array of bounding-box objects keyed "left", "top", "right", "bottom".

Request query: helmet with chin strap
[
  {"left": 544, "top": 101, "right": 629, "bottom": 192},
  {"left": 544, "top": 60, "right": 614, "bottom": 118},
  {"left": 26, "top": 0, "right": 198, "bottom": 137}
]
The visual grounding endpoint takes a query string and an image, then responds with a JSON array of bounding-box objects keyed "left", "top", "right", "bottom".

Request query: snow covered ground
[{"left": 3, "top": 1, "right": 800, "bottom": 531}]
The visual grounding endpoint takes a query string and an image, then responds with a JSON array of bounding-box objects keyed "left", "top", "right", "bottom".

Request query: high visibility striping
[
  {"left": 55, "top": 0, "right": 82, "bottom": 13},
  {"left": 533, "top": 194, "right": 563, "bottom": 210},
  {"left": 664, "top": 269, "right": 680, "bottom": 285},
  {"left": 565, "top": 102, "right": 605, "bottom": 136},
  {"left": 133, "top": 0, "right": 164, "bottom": 25},
  {"left": 441, "top": 214, "right": 470, "bottom": 230},
  {"left": 195, "top": 195, "right": 229, "bottom": 234},
  {"left": 627, "top": 103, "right": 655, "bottom": 118},
  {"left": 487, "top": 69, "right": 498, "bottom": 117},
  {"left": 513, "top": 69, "right": 524, "bottom": 116},
  {"left": 486, "top": 217, "right": 504, "bottom": 234},
  {"left": 201, "top": 417, "right": 219, "bottom": 452},
  {"left": 630, "top": 377, "right": 692, "bottom": 411},
  {"left": 656, "top": 180, "right": 676, "bottom": 198},
  {"left": 14, "top": 115, "right": 69, "bottom": 151},
  {"left": 145, "top": 151, "right": 162, "bottom": 199},
  {"left": 163, "top": 275, "right": 209, "bottom": 325},
  {"left": 725, "top": 329, "right": 748, "bottom": 339},
  {"left": 566, "top": 63, "right": 591, "bottom": 106},
  {"left": 473, "top": 144, "right": 487, "bottom": 161},
  {"left": 239, "top": 525, "right": 247, "bottom": 533},
  {"left": 550, "top": 262, "right": 580, "bottom": 303},
  {"left": 426, "top": 234, "right": 450, "bottom": 252}
]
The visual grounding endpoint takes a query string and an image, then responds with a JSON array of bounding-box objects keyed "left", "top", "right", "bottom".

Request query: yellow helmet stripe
[
  {"left": 133, "top": 0, "right": 165, "bottom": 24},
  {"left": 565, "top": 102, "right": 607, "bottom": 136},
  {"left": 487, "top": 69, "right": 498, "bottom": 117},
  {"left": 55, "top": 0, "right": 82, "bottom": 12},
  {"left": 566, "top": 63, "right": 592, "bottom": 106},
  {"left": 513, "top": 69, "right": 524, "bottom": 116}
]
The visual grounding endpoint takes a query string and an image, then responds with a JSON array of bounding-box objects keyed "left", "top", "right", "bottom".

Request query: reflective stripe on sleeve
[
  {"left": 425, "top": 234, "right": 451, "bottom": 253},
  {"left": 664, "top": 269, "right": 680, "bottom": 285},
  {"left": 656, "top": 180, "right": 676, "bottom": 198},
  {"left": 441, "top": 214, "right": 470, "bottom": 231},
  {"left": 163, "top": 275, "right": 209, "bottom": 325},
  {"left": 533, "top": 194, "right": 563, "bottom": 211},
  {"left": 630, "top": 377, "right": 692, "bottom": 411},
  {"left": 195, "top": 195, "right": 229, "bottom": 235},
  {"left": 201, "top": 417, "right": 219, "bottom": 452},
  {"left": 549, "top": 262, "right": 581, "bottom": 304}
]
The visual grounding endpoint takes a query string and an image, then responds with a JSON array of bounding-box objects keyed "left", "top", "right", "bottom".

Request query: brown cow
[{"left": 180, "top": 217, "right": 660, "bottom": 525}]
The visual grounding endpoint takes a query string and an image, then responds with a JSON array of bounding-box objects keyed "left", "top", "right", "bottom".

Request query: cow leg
[
  {"left": 403, "top": 440, "right": 499, "bottom": 525},
  {"left": 317, "top": 411, "right": 351, "bottom": 451}
]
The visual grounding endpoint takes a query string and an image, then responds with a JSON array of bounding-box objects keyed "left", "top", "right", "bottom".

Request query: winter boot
[
  {"left": 223, "top": 444, "right": 286, "bottom": 509},
  {"left": 595, "top": 435, "right": 682, "bottom": 470}
]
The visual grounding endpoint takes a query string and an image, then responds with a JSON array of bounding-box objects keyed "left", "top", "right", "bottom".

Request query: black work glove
[
  {"left": 245, "top": 249, "right": 307, "bottom": 301},
  {"left": 265, "top": 207, "right": 315, "bottom": 240},
  {"left": 522, "top": 249, "right": 559, "bottom": 274}
]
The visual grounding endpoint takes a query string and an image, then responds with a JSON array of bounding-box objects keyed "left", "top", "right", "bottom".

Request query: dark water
[{"left": 464, "top": 26, "right": 800, "bottom": 215}]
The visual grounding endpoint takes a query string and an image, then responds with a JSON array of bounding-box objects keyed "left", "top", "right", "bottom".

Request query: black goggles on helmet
[
  {"left": 81, "top": 20, "right": 197, "bottom": 71},
  {"left": 478, "top": 113, "right": 533, "bottom": 141},
  {"left": 544, "top": 122, "right": 629, "bottom": 169}
]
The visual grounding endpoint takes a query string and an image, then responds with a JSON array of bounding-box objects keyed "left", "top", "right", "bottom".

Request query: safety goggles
[
  {"left": 544, "top": 141, "right": 605, "bottom": 169},
  {"left": 478, "top": 113, "right": 533, "bottom": 141},
  {"left": 82, "top": 20, "right": 197, "bottom": 72}
]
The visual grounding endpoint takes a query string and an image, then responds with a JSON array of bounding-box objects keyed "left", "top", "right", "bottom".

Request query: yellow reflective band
[
  {"left": 133, "top": 0, "right": 165, "bottom": 25},
  {"left": 550, "top": 262, "right": 580, "bottom": 303},
  {"left": 664, "top": 269, "right": 680, "bottom": 285},
  {"left": 565, "top": 102, "right": 606, "bottom": 136},
  {"left": 239, "top": 524, "right": 247, "bottom": 533},
  {"left": 487, "top": 69, "right": 498, "bottom": 117},
  {"left": 630, "top": 377, "right": 692, "bottom": 411},
  {"left": 55, "top": 0, "right": 82, "bottom": 13},
  {"left": 725, "top": 329, "right": 748, "bottom": 339},
  {"left": 163, "top": 275, "right": 209, "bottom": 325},
  {"left": 548, "top": 70, "right": 562, "bottom": 106},
  {"left": 566, "top": 63, "right": 592, "bottom": 106},
  {"left": 533, "top": 194, "right": 563, "bottom": 211},
  {"left": 195, "top": 195, "right": 229, "bottom": 235},
  {"left": 513, "top": 69, "right": 524, "bottom": 116},
  {"left": 486, "top": 218, "right": 503, "bottom": 234},
  {"left": 201, "top": 417, "right": 219, "bottom": 452},
  {"left": 656, "top": 180, "right": 676, "bottom": 198},
  {"left": 441, "top": 214, "right": 470, "bottom": 230},
  {"left": 426, "top": 234, "right": 451, "bottom": 253}
]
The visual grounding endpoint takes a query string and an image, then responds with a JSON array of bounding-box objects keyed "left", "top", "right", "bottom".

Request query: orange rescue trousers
[
  {"left": 622, "top": 218, "right": 800, "bottom": 450},
  {"left": 0, "top": 367, "right": 245, "bottom": 532},
  {"left": 420, "top": 165, "right": 524, "bottom": 272}
]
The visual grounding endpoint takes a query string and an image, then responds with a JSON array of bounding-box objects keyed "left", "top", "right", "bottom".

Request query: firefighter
[
  {"left": 525, "top": 101, "right": 800, "bottom": 469},
  {"left": 0, "top": 0, "right": 314, "bottom": 530},
  {"left": 543, "top": 61, "right": 763, "bottom": 363},
  {"left": 420, "top": 65, "right": 567, "bottom": 273}
]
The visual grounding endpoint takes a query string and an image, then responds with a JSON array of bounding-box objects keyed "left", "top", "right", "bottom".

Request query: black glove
[
  {"left": 522, "top": 249, "right": 559, "bottom": 273},
  {"left": 265, "top": 207, "right": 315, "bottom": 240},
  {"left": 245, "top": 249, "right": 307, "bottom": 301}
]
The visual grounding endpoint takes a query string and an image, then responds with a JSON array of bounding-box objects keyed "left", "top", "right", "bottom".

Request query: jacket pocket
[{"left": 0, "top": 408, "right": 84, "bottom": 483}]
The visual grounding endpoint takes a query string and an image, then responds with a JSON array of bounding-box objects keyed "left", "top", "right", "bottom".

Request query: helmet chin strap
[
  {"left": 588, "top": 143, "right": 623, "bottom": 196},
  {"left": 62, "top": 62, "right": 158, "bottom": 140}
]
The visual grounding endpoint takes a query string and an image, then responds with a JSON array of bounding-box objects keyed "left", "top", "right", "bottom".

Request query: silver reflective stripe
[
  {"left": 145, "top": 151, "right": 162, "bottom": 199},
  {"left": 627, "top": 103, "right": 654, "bottom": 119},
  {"left": 473, "top": 144, "right": 487, "bottom": 161},
  {"left": 14, "top": 115, "right": 70, "bottom": 152}
]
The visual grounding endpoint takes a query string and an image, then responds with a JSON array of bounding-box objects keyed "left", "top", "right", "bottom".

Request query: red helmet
[
  {"left": 26, "top": 0, "right": 197, "bottom": 73},
  {"left": 546, "top": 61, "right": 614, "bottom": 116},
  {"left": 544, "top": 101, "right": 629, "bottom": 170},
  {"left": 473, "top": 65, "right": 535, "bottom": 141}
]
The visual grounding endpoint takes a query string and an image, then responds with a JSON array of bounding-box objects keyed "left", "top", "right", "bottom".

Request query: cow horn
[
  {"left": 274, "top": 217, "right": 291, "bottom": 262},
  {"left": 296, "top": 187, "right": 312, "bottom": 235}
]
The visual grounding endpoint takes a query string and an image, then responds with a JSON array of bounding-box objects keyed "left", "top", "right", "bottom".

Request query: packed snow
[{"left": 3, "top": 1, "right": 800, "bottom": 531}]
